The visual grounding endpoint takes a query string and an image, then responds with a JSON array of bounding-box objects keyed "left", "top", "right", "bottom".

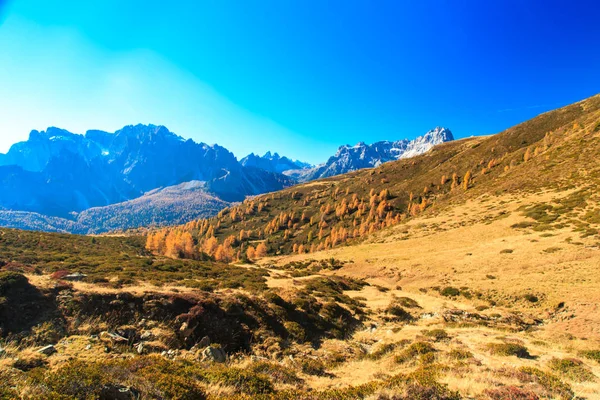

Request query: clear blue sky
[{"left": 0, "top": 0, "right": 599, "bottom": 164}]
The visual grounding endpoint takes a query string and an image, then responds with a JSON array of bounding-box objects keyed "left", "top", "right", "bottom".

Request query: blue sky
[{"left": 0, "top": 0, "right": 599, "bottom": 164}]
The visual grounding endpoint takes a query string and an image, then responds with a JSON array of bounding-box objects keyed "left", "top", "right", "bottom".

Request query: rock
[
  {"left": 136, "top": 343, "right": 144, "bottom": 355},
  {"left": 116, "top": 326, "right": 138, "bottom": 341},
  {"left": 99, "top": 384, "right": 140, "bottom": 400},
  {"left": 201, "top": 346, "right": 226, "bottom": 363},
  {"left": 85, "top": 344, "right": 92, "bottom": 350},
  {"left": 63, "top": 272, "right": 87, "bottom": 281},
  {"left": 37, "top": 345, "right": 57, "bottom": 356},
  {"left": 198, "top": 336, "right": 211, "bottom": 348},
  {"left": 100, "top": 331, "right": 129, "bottom": 343},
  {"left": 140, "top": 331, "right": 153, "bottom": 341},
  {"left": 179, "top": 322, "right": 197, "bottom": 339}
]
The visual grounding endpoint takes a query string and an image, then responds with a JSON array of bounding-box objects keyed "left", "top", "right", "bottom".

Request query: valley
[{"left": 1, "top": 94, "right": 600, "bottom": 398}]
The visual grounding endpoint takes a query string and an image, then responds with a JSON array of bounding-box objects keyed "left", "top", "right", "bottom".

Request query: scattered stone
[
  {"left": 85, "top": 344, "right": 92, "bottom": 350},
  {"left": 201, "top": 346, "right": 226, "bottom": 363},
  {"left": 161, "top": 349, "right": 178, "bottom": 359},
  {"left": 116, "top": 326, "right": 138, "bottom": 340},
  {"left": 99, "top": 384, "right": 140, "bottom": 400},
  {"left": 136, "top": 343, "right": 144, "bottom": 355},
  {"left": 63, "top": 272, "right": 87, "bottom": 281},
  {"left": 37, "top": 345, "right": 57, "bottom": 356},
  {"left": 140, "top": 331, "right": 153, "bottom": 341}
]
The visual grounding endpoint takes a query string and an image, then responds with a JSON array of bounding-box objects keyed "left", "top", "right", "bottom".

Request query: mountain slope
[
  {"left": 148, "top": 94, "right": 600, "bottom": 261},
  {"left": 0, "top": 181, "right": 231, "bottom": 234},
  {"left": 2, "top": 95, "right": 600, "bottom": 400}
]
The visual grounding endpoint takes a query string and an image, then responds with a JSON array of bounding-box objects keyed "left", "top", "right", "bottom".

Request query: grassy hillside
[
  {"left": 148, "top": 94, "right": 600, "bottom": 260},
  {"left": 2, "top": 94, "right": 600, "bottom": 399},
  {"left": 0, "top": 181, "right": 230, "bottom": 234}
]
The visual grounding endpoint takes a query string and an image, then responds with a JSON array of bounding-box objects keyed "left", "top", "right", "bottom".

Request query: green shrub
[
  {"left": 519, "top": 366, "right": 573, "bottom": 399},
  {"left": 580, "top": 349, "right": 600, "bottom": 363},
  {"left": 448, "top": 349, "right": 473, "bottom": 361},
  {"left": 246, "top": 362, "right": 302, "bottom": 385},
  {"left": 384, "top": 304, "right": 414, "bottom": 322},
  {"left": 395, "top": 342, "right": 436, "bottom": 364},
  {"left": 300, "top": 358, "right": 327, "bottom": 376},
  {"left": 204, "top": 367, "right": 274, "bottom": 395},
  {"left": 365, "top": 342, "right": 402, "bottom": 361},
  {"left": 423, "top": 329, "right": 449, "bottom": 342},
  {"left": 151, "top": 373, "right": 206, "bottom": 400},
  {"left": 284, "top": 321, "right": 306, "bottom": 343},
  {"left": 548, "top": 357, "right": 596, "bottom": 382},
  {"left": 523, "top": 294, "right": 539, "bottom": 303},
  {"left": 395, "top": 297, "right": 421, "bottom": 308},
  {"left": 0, "top": 272, "right": 28, "bottom": 295},
  {"left": 440, "top": 287, "right": 460, "bottom": 297},
  {"left": 487, "top": 343, "right": 532, "bottom": 358}
]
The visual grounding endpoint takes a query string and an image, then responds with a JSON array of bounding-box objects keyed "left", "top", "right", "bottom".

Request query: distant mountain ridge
[
  {"left": 288, "top": 127, "right": 454, "bottom": 181},
  {"left": 0, "top": 124, "right": 293, "bottom": 218},
  {"left": 0, "top": 124, "right": 454, "bottom": 233},
  {"left": 240, "top": 151, "right": 312, "bottom": 174}
]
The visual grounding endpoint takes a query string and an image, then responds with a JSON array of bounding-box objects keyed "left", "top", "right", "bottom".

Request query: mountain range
[
  {"left": 0, "top": 124, "right": 454, "bottom": 233},
  {"left": 288, "top": 126, "right": 454, "bottom": 181}
]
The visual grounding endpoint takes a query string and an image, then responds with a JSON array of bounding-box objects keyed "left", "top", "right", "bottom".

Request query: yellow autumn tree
[
  {"left": 246, "top": 246, "right": 256, "bottom": 260},
  {"left": 255, "top": 242, "right": 268, "bottom": 258},
  {"left": 463, "top": 171, "right": 472, "bottom": 190}
]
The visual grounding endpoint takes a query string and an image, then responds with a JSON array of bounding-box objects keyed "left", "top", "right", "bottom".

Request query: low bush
[
  {"left": 246, "top": 361, "right": 303, "bottom": 385},
  {"left": 395, "top": 342, "right": 436, "bottom": 364},
  {"left": 440, "top": 287, "right": 460, "bottom": 297},
  {"left": 487, "top": 343, "right": 532, "bottom": 358},
  {"left": 384, "top": 304, "right": 414, "bottom": 322},
  {"left": 448, "top": 348, "right": 473, "bottom": 361},
  {"left": 518, "top": 366, "right": 573, "bottom": 400},
  {"left": 484, "top": 386, "right": 540, "bottom": 400},
  {"left": 395, "top": 297, "right": 421, "bottom": 308},
  {"left": 300, "top": 358, "right": 327, "bottom": 376},
  {"left": 547, "top": 357, "right": 595, "bottom": 382},
  {"left": 580, "top": 349, "right": 600, "bottom": 363},
  {"left": 422, "top": 329, "right": 449, "bottom": 342}
]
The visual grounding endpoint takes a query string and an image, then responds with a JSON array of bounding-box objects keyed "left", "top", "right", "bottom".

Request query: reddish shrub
[
  {"left": 51, "top": 270, "right": 71, "bottom": 280},
  {"left": 485, "top": 386, "right": 539, "bottom": 400}
]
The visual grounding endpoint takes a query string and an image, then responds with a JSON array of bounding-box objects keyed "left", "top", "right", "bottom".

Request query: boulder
[
  {"left": 201, "top": 346, "right": 226, "bottom": 363},
  {"left": 37, "top": 345, "right": 57, "bottom": 356},
  {"left": 198, "top": 336, "right": 211, "bottom": 348},
  {"left": 63, "top": 272, "right": 87, "bottom": 281}
]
